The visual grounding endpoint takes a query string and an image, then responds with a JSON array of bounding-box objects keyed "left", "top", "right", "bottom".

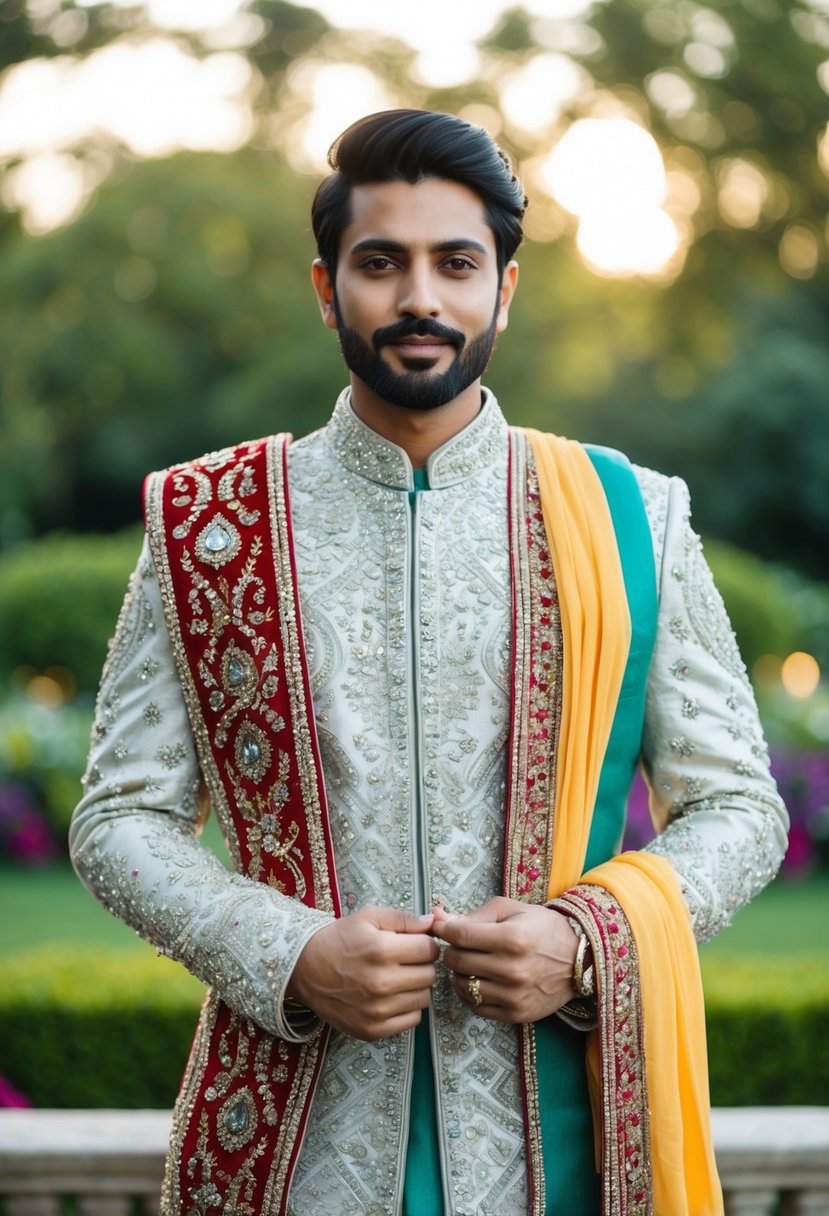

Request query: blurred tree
[
  {"left": 481, "top": 1, "right": 829, "bottom": 247},
  {"left": 0, "top": 0, "right": 328, "bottom": 71},
  {"left": 0, "top": 0, "right": 133, "bottom": 71},
  {"left": 0, "top": 0, "right": 828, "bottom": 579},
  {"left": 0, "top": 150, "right": 342, "bottom": 538}
]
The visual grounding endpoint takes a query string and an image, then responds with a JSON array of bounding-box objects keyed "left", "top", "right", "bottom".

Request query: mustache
[{"left": 372, "top": 317, "right": 465, "bottom": 352}]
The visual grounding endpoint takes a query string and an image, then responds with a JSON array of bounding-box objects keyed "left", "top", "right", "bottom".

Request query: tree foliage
[
  {"left": 0, "top": 0, "right": 827, "bottom": 580},
  {"left": 0, "top": 150, "right": 343, "bottom": 537}
]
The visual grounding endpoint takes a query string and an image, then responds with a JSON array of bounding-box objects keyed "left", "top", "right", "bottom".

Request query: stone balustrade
[{"left": 0, "top": 1107, "right": 828, "bottom": 1215}]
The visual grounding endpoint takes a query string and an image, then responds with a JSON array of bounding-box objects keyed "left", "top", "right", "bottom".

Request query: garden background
[{"left": 0, "top": 0, "right": 828, "bottom": 1111}]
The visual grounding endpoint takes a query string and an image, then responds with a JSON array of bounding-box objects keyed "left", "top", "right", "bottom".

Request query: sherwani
[{"left": 70, "top": 390, "right": 788, "bottom": 1216}]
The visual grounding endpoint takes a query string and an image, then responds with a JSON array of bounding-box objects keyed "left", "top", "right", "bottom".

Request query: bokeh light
[
  {"left": 781, "top": 652, "right": 821, "bottom": 699},
  {"left": 540, "top": 116, "right": 682, "bottom": 277}
]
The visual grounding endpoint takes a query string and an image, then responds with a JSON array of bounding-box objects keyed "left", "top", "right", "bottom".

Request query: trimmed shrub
[
  {"left": 702, "top": 954, "right": 829, "bottom": 1106},
  {"left": 1, "top": 947, "right": 828, "bottom": 1109},
  {"left": 0, "top": 947, "right": 202, "bottom": 1108},
  {"left": 0, "top": 528, "right": 142, "bottom": 694}
]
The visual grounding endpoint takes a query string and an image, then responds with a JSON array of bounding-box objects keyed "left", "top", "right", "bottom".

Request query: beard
[{"left": 335, "top": 307, "right": 499, "bottom": 412}]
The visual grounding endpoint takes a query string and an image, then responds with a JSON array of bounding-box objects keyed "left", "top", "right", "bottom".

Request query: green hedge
[
  {"left": 1, "top": 948, "right": 828, "bottom": 1109},
  {"left": 0, "top": 948, "right": 203, "bottom": 1108},
  {"left": 701, "top": 954, "right": 829, "bottom": 1105},
  {"left": 0, "top": 528, "right": 142, "bottom": 694}
]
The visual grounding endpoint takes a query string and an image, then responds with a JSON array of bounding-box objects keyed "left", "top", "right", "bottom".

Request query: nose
[{"left": 396, "top": 261, "right": 440, "bottom": 318}]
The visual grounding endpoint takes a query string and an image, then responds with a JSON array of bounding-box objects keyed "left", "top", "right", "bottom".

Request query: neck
[{"left": 348, "top": 378, "right": 484, "bottom": 468}]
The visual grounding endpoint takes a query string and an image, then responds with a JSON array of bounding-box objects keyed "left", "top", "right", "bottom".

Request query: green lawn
[
  {"left": 1, "top": 859, "right": 828, "bottom": 960},
  {"left": 700, "top": 871, "right": 829, "bottom": 958},
  {"left": 0, "top": 817, "right": 230, "bottom": 959},
  {"left": 0, "top": 862, "right": 150, "bottom": 957}
]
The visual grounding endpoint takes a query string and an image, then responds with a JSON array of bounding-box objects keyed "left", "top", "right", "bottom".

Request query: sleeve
[
  {"left": 68, "top": 535, "right": 334, "bottom": 1040},
  {"left": 635, "top": 470, "right": 789, "bottom": 942}
]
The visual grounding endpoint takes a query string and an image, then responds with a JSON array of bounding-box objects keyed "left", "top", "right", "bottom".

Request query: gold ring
[{"left": 467, "top": 975, "right": 483, "bottom": 1007}]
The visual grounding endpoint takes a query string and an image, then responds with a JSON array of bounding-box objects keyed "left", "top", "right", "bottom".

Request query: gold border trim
[
  {"left": 553, "top": 887, "right": 652, "bottom": 1216},
  {"left": 504, "top": 428, "right": 532, "bottom": 899},
  {"left": 267, "top": 435, "right": 336, "bottom": 915},
  {"left": 145, "top": 470, "right": 245, "bottom": 873},
  {"left": 160, "top": 990, "right": 222, "bottom": 1215}
]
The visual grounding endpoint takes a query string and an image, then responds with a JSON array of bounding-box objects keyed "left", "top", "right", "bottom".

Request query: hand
[
  {"left": 286, "top": 906, "right": 440, "bottom": 1041},
  {"left": 434, "top": 897, "right": 579, "bottom": 1024}
]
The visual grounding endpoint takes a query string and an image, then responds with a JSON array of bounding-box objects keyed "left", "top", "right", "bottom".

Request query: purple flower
[
  {"left": 623, "top": 750, "right": 829, "bottom": 876},
  {"left": 0, "top": 781, "right": 58, "bottom": 866},
  {"left": 770, "top": 749, "right": 829, "bottom": 874}
]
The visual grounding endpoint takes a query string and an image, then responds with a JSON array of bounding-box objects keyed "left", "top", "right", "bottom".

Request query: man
[{"left": 70, "top": 110, "right": 787, "bottom": 1216}]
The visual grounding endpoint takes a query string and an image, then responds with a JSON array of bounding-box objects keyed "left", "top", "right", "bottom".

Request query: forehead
[{"left": 340, "top": 178, "right": 496, "bottom": 258}]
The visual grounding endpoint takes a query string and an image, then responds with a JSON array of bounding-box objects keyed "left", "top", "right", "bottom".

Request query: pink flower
[{"left": 0, "top": 1073, "right": 31, "bottom": 1109}]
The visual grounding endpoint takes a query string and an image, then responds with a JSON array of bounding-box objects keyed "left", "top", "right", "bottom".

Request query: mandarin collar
[{"left": 325, "top": 387, "right": 508, "bottom": 491}]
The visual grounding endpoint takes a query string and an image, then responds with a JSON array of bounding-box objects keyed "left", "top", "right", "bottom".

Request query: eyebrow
[{"left": 348, "top": 237, "right": 489, "bottom": 257}]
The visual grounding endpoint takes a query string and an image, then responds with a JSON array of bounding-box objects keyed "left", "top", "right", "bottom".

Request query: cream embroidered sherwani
[{"left": 70, "top": 390, "right": 788, "bottom": 1216}]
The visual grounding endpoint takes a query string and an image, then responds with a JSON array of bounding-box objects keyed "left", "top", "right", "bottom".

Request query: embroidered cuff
[{"left": 274, "top": 914, "right": 334, "bottom": 1043}]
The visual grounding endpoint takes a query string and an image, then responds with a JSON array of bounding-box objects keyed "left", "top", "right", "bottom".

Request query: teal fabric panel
[
  {"left": 534, "top": 1019, "right": 602, "bottom": 1213},
  {"left": 535, "top": 444, "right": 658, "bottom": 1212},
  {"left": 582, "top": 444, "right": 658, "bottom": 869},
  {"left": 403, "top": 1016, "right": 443, "bottom": 1215},
  {"left": 403, "top": 462, "right": 441, "bottom": 1213}
]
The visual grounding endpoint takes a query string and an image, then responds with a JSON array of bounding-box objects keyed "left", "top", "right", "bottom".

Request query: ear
[
  {"left": 311, "top": 259, "right": 338, "bottom": 330},
  {"left": 495, "top": 260, "right": 519, "bottom": 334}
]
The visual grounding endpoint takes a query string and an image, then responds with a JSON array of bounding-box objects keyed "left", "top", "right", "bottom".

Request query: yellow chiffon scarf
[{"left": 525, "top": 430, "right": 723, "bottom": 1216}]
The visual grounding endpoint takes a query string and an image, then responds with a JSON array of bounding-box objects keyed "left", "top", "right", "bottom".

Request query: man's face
[{"left": 312, "top": 178, "right": 517, "bottom": 412}]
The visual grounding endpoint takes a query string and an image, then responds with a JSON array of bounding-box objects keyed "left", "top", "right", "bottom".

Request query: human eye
[
  {"left": 360, "top": 255, "right": 398, "bottom": 273},
  {"left": 441, "top": 254, "right": 477, "bottom": 274}
]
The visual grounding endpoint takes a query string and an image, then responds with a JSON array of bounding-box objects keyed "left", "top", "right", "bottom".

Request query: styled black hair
[{"left": 311, "top": 109, "right": 527, "bottom": 273}]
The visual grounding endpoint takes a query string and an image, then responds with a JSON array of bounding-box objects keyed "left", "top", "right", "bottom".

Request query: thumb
[{"left": 367, "top": 907, "right": 435, "bottom": 934}]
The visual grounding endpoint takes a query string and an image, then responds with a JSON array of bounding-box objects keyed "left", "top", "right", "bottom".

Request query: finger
[
  {"left": 442, "top": 899, "right": 520, "bottom": 924},
  {"left": 385, "top": 962, "right": 439, "bottom": 994},
  {"left": 452, "top": 975, "right": 524, "bottom": 1022},
  {"left": 361, "top": 1008, "right": 427, "bottom": 1041},
  {"left": 436, "top": 917, "right": 518, "bottom": 952},
  {"left": 440, "top": 948, "right": 498, "bottom": 977},
  {"left": 386, "top": 933, "right": 441, "bottom": 965},
  {"left": 366, "top": 906, "right": 436, "bottom": 934},
  {"left": 443, "top": 947, "right": 519, "bottom": 982},
  {"left": 366, "top": 984, "right": 435, "bottom": 1019},
  {"left": 357, "top": 960, "right": 437, "bottom": 1003}
]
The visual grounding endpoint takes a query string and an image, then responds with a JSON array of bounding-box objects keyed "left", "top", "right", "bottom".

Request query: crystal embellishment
[
  {"left": 221, "top": 645, "right": 256, "bottom": 699},
  {"left": 241, "top": 736, "right": 261, "bottom": 765},
  {"left": 224, "top": 1099, "right": 248, "bottom": 1132},
  {"left": 205, "top": 526, "right": 231, "bottom": 552},
  {"left": 195, "top": 513, "right": 241, "bottom": 567},
  {"left": 216, "top": 1086, "right": 257, "bottom": 1152},
  {"left": 234, "top": 720, "right": 271, "bottom": 782}
]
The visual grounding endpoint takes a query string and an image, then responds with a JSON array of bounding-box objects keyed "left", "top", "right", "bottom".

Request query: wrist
[{"left": 566, "top": 918, "right": 595, "bottom": 999}]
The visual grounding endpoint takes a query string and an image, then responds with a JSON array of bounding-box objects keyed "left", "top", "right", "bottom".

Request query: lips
[
  {"left": 388, "top": 338, "right": 450, "bottom": 357},
  {"left": 373, "top": 319, "right": 465, "bottom": 354}
]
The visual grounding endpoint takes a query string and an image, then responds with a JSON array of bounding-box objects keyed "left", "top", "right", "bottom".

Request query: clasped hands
[{"left": 286, "top": 898, "right": 580, "bottom": 1043}]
